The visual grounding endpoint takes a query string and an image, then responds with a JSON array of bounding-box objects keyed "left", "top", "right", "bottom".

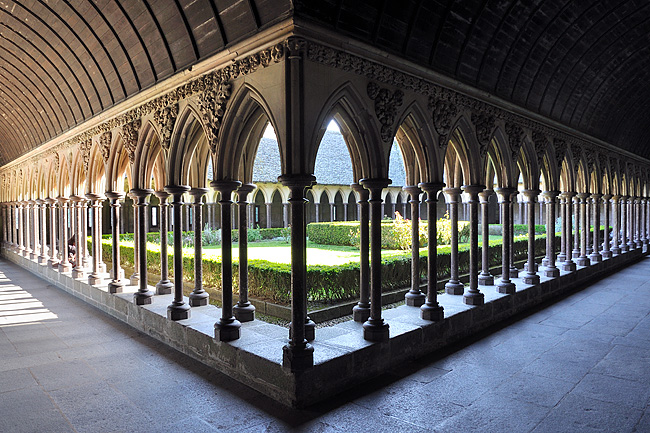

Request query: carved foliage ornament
[
  {"left": 367, "top": 82, "right": 403, "bottom": 143},
  {"left": 153, "top": 103, "right": 178, "bottom": 151},
  {"left": 198, "top": 77, "right": 232, "bottom": 153},
  {"left": 554, "top": 138, "right": 567, "bottom": 167},
  {"left": 79, "top": 139, "right": 92, "bottom": 174},
  {"left": 122, "top": 119, "right": 141, "bottom": 163},
  {"left": 532, "top": 131, "right": 547, "bottom": 164},
  {"left": 505, "top": 122, "right": 524, "bottom": 160},
  {"left": 471, "top": 112, "right": 494, "bottom": 156},
  {"left": 99, "top": 131, "right": 112, "bottom": 163},
  {"left": 428, "top": 96, "right": 457, "bottom": 147}
]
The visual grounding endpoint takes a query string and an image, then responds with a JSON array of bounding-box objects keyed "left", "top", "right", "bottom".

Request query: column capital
[
  {"left": 542, "top": 190, "right": 561, "bottom": 199},
  {"left": 590, "top": 193, "right": 602, "bottom": 200},
  {"left": 522, "top": 189, "right": 541, "bottom": 202},
  {"left": 561, "top": 191, "right": 577, "bottom": 199},
  {"left": 359, "top": 177, "right": 391, "bottom": 191},
  {"left": 44, "top": 197, "right": 57, "bottom": 205},
  {"left": 164, "top": 184, "right": 191, "bottom": 198},
  {"left": 189, "top": 187, "right": 209, "bottom": 201},
  {"left": 601, "top": 193, "right": 613, "bottom": 200},
  {"left": 461, "top": 184, "right": 486, "bottom": 197},
  {"left": 418, "top": 181, "right": 445, "bottom": 197},
  {"left": 237, "top": 183, "right": 256, "bottom": 195},
  {"left": 35, "top": 198, "right": 44, "bottom": 205},
  {"left": 129, "top": 188, "right": 154, "bottom": 204},
  {"left": 69, "top": 195, "right": 86, "bottom": 203},
  {"left": 350, "top": 183, "right": 369, "bottom": 201},
  {"left": 478, "top": 189, "right": 494, "bottom": 203},
  {"left": 576, "top": 192, "right": 591, "bottom": 201},
  {"left": 56, "top": 196, "right": 71, "bottom": 204},
  {"left": 402, "top": 185, "right": 421, "bottom": 198},
  {"left": 494, "top": 187, "right": 517, "bottom": 201},
  {"left": 104, "top": 191, "right": 125, "bottom": 201},
  {"left": 85, "top": 192, "right": 105, "bottom": 202},
  {"left": 442, "top": 187, "right": 462, "bottom": 202},
  {"left": 153, "top": 190, "right": 171, "bottom": 200},
  {"left": 278, "top": 174, "right": 316, "bottom": 189}
]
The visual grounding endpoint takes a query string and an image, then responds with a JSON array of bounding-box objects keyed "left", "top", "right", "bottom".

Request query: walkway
[{"left": 0, "top": 257, "right": 649, "bottom": 433}]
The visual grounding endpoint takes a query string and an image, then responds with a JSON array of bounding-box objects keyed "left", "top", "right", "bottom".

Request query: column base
[
  {"left": 543, "top": 267, "right": 560, "bottom": 278},
  {"left": 497, "top": 280, "right": 516, "bottom": 294},
  {"left": 282, "top": 343, "right": 314, "bottom": 372},
  {"left": 233, "top": 302, "right": 256, "bottom": 322},
  {"left": 561, "top": 261, "right": 577, "bottom": 272},
  {"left": 405, "top": 291, "right": 426, "bottom": 307},
  {"left": 305, "top": 318, "right": 315, "bottom": 342},
  {"left": 572, "top": 250, "right": 580, "bottom": 258},
  {"left": 88, "top": 273, "right": 103, "bottom": 286},
  {"left": 38, "top": 255, "right": 48, "bottom": 265},
  {"left": 134, "top": 290, "right": 154, "bottom": 305},
  {"left": 155, "top": 279, "right": 173, "bottom": 295},
  {"left": 58, "top": 262, "right": 72, "bottom": 273},
  {"left": 71, "top": 268, "right": 85, "bottom": 279},
  {"left": 611, "top": 247, "right": 621, "bottom": 255},
  {"left": 129, "top": 274, "right": 140, "bottom": 286},
  {"left": 463, "top": 291, "right": 484, "bottom": 305},
  {"left": 601, "top": 250, "right": 613, "bottom": 259},
  {"left": 420, "top": 303, "right": 444, "bottom": 321},
  {"left": 523, "top": 262, "right": 538, "bottom": 272},
  {"left": 167, "top": 302, "right": 191, "bottom": 321},
  {"left": 189, "top": 292, "right": 209, "bottom": 307},
  {"left": 621, "top": 245, "right": 629, "bottom": 253},
  {"left": 363, "top": 319, "right": 389, "bottom": 342},
  {"left": 108, "top": 280, "right": 124, "bottom": 294},
  {"left": 586, "top": 247, "right": 593, "bottom": 256},
  {"left": 215, "top": 317, "right": 241, "bottom": 341},
  {"left": 29, "top": 252, "right": 36, "bottom": 260},
  {"left": 636, "top": 240, "right": 643, "bottom": 248},
  {"left": 589, "top": 252, "right": 602, "bottom": 263},
  {"left": 575, "top": 257, "right": 589, "bottom": 266},
  {"left": 352, "top": 303, "right": 371, "bottom": 322},
  {"left": 445, "top": 281, "right": 464, "bottom": 295},
  {"left": 478, "top": 273, "right": 494, "bottom": 286},
  {"left": 509, "top": 266, "right": 518, "bottom": 278},
  {"left": 541, "top": 257, "right": 550, "bottom": 266},
  {"left": 557, "top": 253, "right": 566, "bottom": 263},
  {"left": 522, "top": 274, "right": 540, "bottom": 285},
  {"left": 47, "top": 259, "right": 59, "bottom": 269}
]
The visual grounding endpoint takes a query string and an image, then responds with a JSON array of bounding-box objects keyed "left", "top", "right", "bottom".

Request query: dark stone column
[
  {"left": 585, "top": 197, "right": 592, "bottom": 256},
  {"left": 314, "top": 203, "right": 319, "bottom": 223},
  {"left": 86, "top": 194, "right": 105, "bottom": 286},
  {"left": 36, "top": 199, "right": 48, "bottom": 264},
  {"left": 641, "top": 198, "right": 648, "bottom": 248},
  {"left": 45, "top": 198, "right": 59, "bottom": 268},
  {"left": 57, "top": 198, "right": 72, "bottom": 273},
  {"left": 443, "top": 187, "right": 464, "bottom": 295},
  {"left": 129, "top": 192, "right": 140, "bottom": 287},
  {"left": 557, "top": 194, "right": 567, "bottom": 264},
  {"left": 71, "top": 196, "right": 86, "bottom": 279},
  {"left": 495, "top": 188, "right": 516, "bottom": 294},
  {"left": 601, "top": 194, "right": 612, "bottom": 259},
  {"left": 266, "top": 202, "right": 272, "bottom": 228},
  {"left": 130, "top": 189, "right": 154, "bottom": 305},
  {"left": 279, "top": 174, "right": 315, "bottom": 372},
  {"left": 25, "top": 200, "right": 33, "bottom": 258},
  {"left": 165, "top": 185, "right": 191, "bottom": 320},
  {"left": 589, "top": 194, "right": 602, "bottom": 263},
  {"left": 283, "top": 202, "right": 289, "bottom": 228},
  {"left": 343, "top": 203, "right": 348, "bottom": 221},
  {"left": 419, "top": 182, "right": 444, "bottom": 321},
  {"left": 509, "top": 191, "right": 519, "bottom": 276},
  {"left": 620, "top": 196, "right": 629, "bottom": 253},
  {"left": 478, "top": 189, "right": 494, "bottom": 286},
  {"left": 572, "top": 194, "right": 581, "bottom": 258},
  {"left": 188, "top": 188, "right": 209, "bottom": 307},
  {"left": 403, "top": 185, "right": 425, "bottom": 306},
  {"left": 611, "top": 195, "right": 621, "bottom": 255},
  {"left": 560, "top": 192, "right": 577, "bottom": 271},
  {"left": 17, "top": 201, "right": 25, "bottom": 255},
  {"left": 462, "top": 185, "right": 485, "bottom": 305},
  {"left": 154, "top": 191, "right": 173, "bottom": 295},
  {"left": 522, "top": 190, "right": 541, "bottom": 284},
  {"left": 575, "top": 193, "right": 590, "bottom": 266},
  {"left": 635, "top": 198, "right": 643, "bottom": 248},
  {"left": 360, "top": 178, "right": 391, "bottom": 342},
  {"left": 211, "top": 180, "right": 242, "bottom": 340},
  {"left": 234, "top": 183, "right": 256, "bottom": 322},
  {"left": 542, "top": 191, "right": 560, "bottom": 277},
  {"left": 351, "top": 183, "right": 370, "bottom": 322}
]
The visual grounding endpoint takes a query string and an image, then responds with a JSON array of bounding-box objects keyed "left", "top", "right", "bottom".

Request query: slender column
[
  {"left": 343, "top": 203, "right": 348, "bottom": 221},
  {"left": 130, "top": 189, "right": 154, "bottom": 305},
  {"left": 589, "top": 194, "right": 602, "bottom": 263},
  {"left": 351, "top": 183, "right": 370, "bottom": 322},
  {"left": 36, "top": 199, "right": 47, "bottom": 264},
  {"left": 557, "top": 194, "right": 567, "bottom": 263},
  {"left": 17, "top": 201, "right": 24, "bottom": 254},
  {"left": 82, "top": 199, "right": 91, "bottom": 269},
  {"left": 31, "top": 200, "right": 41, "bottom": 261},
  {"left": 234, "top": 184, "right": 256, "bottom": 322},
  {"left": 620, "top": 196, "right": 628, "bottom": 252},
  {"left": 210, "top": 181, "right": 241, "bottom": 340},
  {"left": 71, "top": 196, "right": 87, "bottom": 278},
  {"left": 419, "top": 183, "right": 444, "bottom": 321},
  {"left": 45, "top": 199, "right": 59, "bottom": 268},
  {"left": 462, "top": 185, "right": 485, "bottom": 305},
  {"left": 495, "top": 188, "right": 516, "bottom": 293},
  {"left": 330, "top": 202, "right": 336, "bottom": 222},
  {"left": 188, "top": 188, "right": 209, "bottom": 307},
  {"left": 278, "top": 174, "right": 315, "bottom": 371},
  {"left": 646, "top": 198, "right": 650, "bottom": 248},
  {"left": 360, "top": 178, "right": 391, "bottom": 342},
  {"left": 542, "top": 191, "right": 560, "bottom": 277},
  {"left": 635, "top": 197, "right": 643, "bottom": 248},
  {"left": 478, "top": 189, "right": 494, "bottom": 286},
  {"left": 86, "top": 194, "right": 104, "bottom": 285},
  {"left": 403, "top": 185, "right": 425, "bottom": 306},
  {"left": 129, "top": 193, "right": 140, "bottom": 286},
  {"left": 314, "top": 203, "right": 319, "bottom": 223},
  {"left": 585, "top": 197, "right": 592, "bottom": 256},
  {"left": 509, "top": 191, "right": 519, "bottom": 276},
  {"left": 283, "top": 203, "right": 289, "bottom": 228},
  {"left": 642, "top": 198, "right": 648, "bottom": 248},
  {"left": 522, "top": 190, "right": 541, "bottom": 284},
  {"left": 56, "top": 197, "right": 72, "bottom": 272},
  {"left": 560, "top": 192, "right": 577, "bottom": 271},
  {"left": 165, "top": 185, "right": 191, "bottom": 320},
  {"left": 571, "top": 194, "right": 580, "bottom": 258},
  {"left": 105, "top": 192, "right": 124, "bottom": 292},
  {"left": 575, "top": 193, "right": 590, "bottom": 266},
  {"left": 443, "top": 187, "right": 464, "bottom": 295},
  {"left": 601, "top": 194, "right": 613, "bottom": 259},
  {"left": 265, "top": 203, "right": 272, "bottom": 228},
  {"left": 25, "top": 200, "right": 33, "bottom": 258},
  {"left": 154, "top": 191, "right": 173, "bottom": 295}
]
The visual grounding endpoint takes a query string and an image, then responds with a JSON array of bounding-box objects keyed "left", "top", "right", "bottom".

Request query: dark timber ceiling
[
  {"left": 2, "top": 1, "right": 650, "bottom": 166},
  {"left": 295, "top": 0, "right": 650, "bottom": 160},
  {"left": 0, "top": 0, "right": 291, "bottom": 165}
]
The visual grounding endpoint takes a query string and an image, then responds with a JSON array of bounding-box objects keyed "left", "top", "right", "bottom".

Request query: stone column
[
  {"left": 36, "top": 199, "right": 47, "bottom": 264},
  {"left": 572, "top": 194, "right": 581, "bottom": 258},
  {"left": 589, "top": 194, "right": 602, "bottom": 263},
  {"left": 283, "top": 202, "right": 289, "bottom": 228},
  {"left": 635, "top": 197, "right": 643, "bottom": 248},
  {"left": 70, "top": 196, "right": 86, "bottom": 279},
  {"left": 234, "top": 183, "right": 256, "bottom": 322},
  {"left": 31, "top": 200, "right": 39, "bottom": 261},
  {"left": 278, "top": 174, "right": 315, "bottom": 371},
  {"left": 211, "top": 180, "right": 241, "bottom": 340},
  {"left": 165, "top": 185, "right": 191, "bottom": 320},
  {"left": 560, "top": 192, "right": 577, "bottom": 271},
  {"left": 351, "top": 183, "right": 370, "bottom": 322},
  {"left": 131, "top": 189, "right": 154, "bottom": 305},
  {"left": 189, "top": 188, "right": 209, "bottom": 307},
  {"left": 495, "top": 188, "right": 516, "bottom": 293},
  {"left": 266, "top": 202, "right": 272, "bottom": 228},
  {"left": 509, "top": 190, "right": 519, "bottom": 276},
  {"left": 443, "top": 187, "right": 464, "bottom": 295},
  {"left": 620, "top": 196, "right": 628, "bottom": 253},
  {"left": 57, "top": 197, "right": 72, "bottom": 273},
  {"left": 359, "top": 178, "right": 391, "bottom": 342},
  {"left": 81, "top": 199, "right": 91, "bottom": 269},
  {"left": 557, "top": 194, "right": 567, "bottom": 263},
  {"left": 611, "top": 195, "right": 621, "bottom": 255},
  {"left": 129, "top": 192, "right": 140, "bottom": 286},
  {"left": 478, "top": 189, "right": 494, "bottom": 286},
  {"left": 154, "top": 191, "right": 173, "bottom": 295},
  {"left": 314, "top": 203, "right": 319, "bottom": 223},
  {"left": 642, "top": 198, "right": 648, "bottom": 248},
  {"left": 542, "top": 191, "right": 560, "bottom": 277},
  {"left": 343, "top": 203, "right": 348, "bottom": 221},
  {"left": 25, "top": 200, "right": 33, "bottom": 258},
  {"left": 403, "top": 185, "right": 425, "bottom": 306},
  {"left": 45, "top": 199, "right": 58, "bottom": 268},
  {"left": 419, "top": 183, "right": 445, "bottom": 321},
  {"left": 601, "top": 194, "right": 613, "bottom": 259},
  {"left": 575, "top": 193, "right": 590, "bottom": 266},
  {"left": 105, "top": 192, "right": 125, "bottom": 292},
  {"left": 462, "top": 185, "right": 485, "bottom": 305},
  {"left": 86, "top": 194, "right": 104, "bottom": 286},
  {"left": 522, "top": 190, "right": 541, "bottom": 285},
  {"left": 16, "top": 201, "right": 24, "bottom": 254},
  {"left": 330, "top": 202, "right": 336, "bottom": 222},
  {"left": 585, "top": 197, "right": 592, "bottom": 256}
]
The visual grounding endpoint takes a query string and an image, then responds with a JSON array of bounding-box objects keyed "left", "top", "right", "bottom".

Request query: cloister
[{"left": 1, "top": 0, "right": 650, "bottom": 415}]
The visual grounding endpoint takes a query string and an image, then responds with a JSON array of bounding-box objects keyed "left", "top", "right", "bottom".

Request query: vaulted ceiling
[{"left": 1, "top": 0, "right": 650, "bottom": 166}]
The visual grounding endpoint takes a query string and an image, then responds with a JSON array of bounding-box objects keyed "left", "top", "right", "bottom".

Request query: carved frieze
[
  {"left": 532, "top": 131, "right": 547, "bottom": 164},
  {"left": 122, "top": 120, "right": 141, "bottom": 163},
  {"left": 471, "top": 112, "right": 494, "bottom": 156},
  {"left": 428, "top": 96, "right": 457, "bottom": 147},
  {"left": 153, "top": 103, "right": 178, "bottom": 151},
  {"left": 99, "top": 131, "right": 112, "bottom": 163},
  {"left": 80, "top": 139, "right": 92, "bottom": 174},
  {"left": 198, "top": 77, "right": 232, "bottom": 153},
  {"left": 367, "top": 82, "right": 404, "bottom": 143},
  {"left": 554, "top": 138, "right": 567, "bottom": 167},
  {"left": 505, "top": 122, "right": 524, "bottom": 160}
]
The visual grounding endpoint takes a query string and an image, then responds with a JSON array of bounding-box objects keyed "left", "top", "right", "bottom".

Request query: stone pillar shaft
[
  {"left": 463, "top": 185, "right": 485, "bottom": 305},
  {"left": 443, "top": 187, "right": 463, "bottom": 295},
  {"left": 189, "top": 188, "right": 209, "bottom": 307},
  {"left": 351, "top": 183, "right": 370, "bottom": 322},
  {"left": 403, "top": 185, "right": 425, "bottom": 307},
  {"left": 542, "top": 191, "right": 560, "bottom": 277},
  {"left": 154, "top": 191, "right": 173, "bottom": 295},
  {"left": 420, "top": 182, "right": 444, "bottom": 321},
  {"left": 522, "top": 190, "right": 541, "bottom": 285},
  {"left": 234, "top": 184, "right": 256, "bottom": 322},
  {"left": 478, "top": 190, "right": 494, "bottom": 286},
  {"left": 166, "top": 185, "right": 191, "bottom": 321}
]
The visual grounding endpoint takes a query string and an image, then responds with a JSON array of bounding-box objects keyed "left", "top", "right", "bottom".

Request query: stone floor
[{"left": 0, "top": 257, "right": 649, "bottom": 433}]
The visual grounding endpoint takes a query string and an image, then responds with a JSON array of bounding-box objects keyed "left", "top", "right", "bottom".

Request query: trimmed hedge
[
  {"left": 487, "top": 224, "right": 546, "bottom": 236},
  {"left": 103, "top": 227, "right": 290, "bottom": 246}
]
